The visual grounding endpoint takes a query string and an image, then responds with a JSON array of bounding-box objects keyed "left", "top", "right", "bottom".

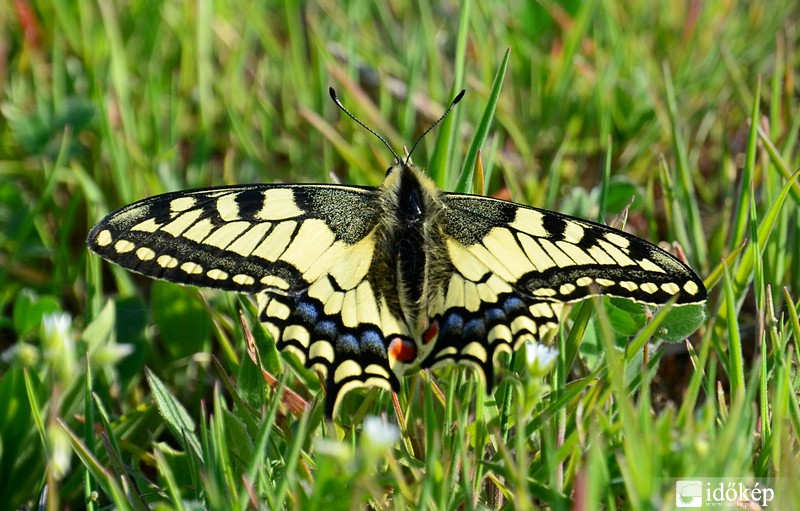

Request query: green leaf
[
  {"left": 81, "top": 299, "right": 116, "bottom": 351},
  {"left": 114, "top": 296, "right": 148, "bottom": 384},
  {"left": 222, "top": 408, "right": 253, "bottom": 474},
  {"left": 604, "top": 178, "right": 640, "bottom": 214},
  {"left": 0, "top": 366, "right": 46, "bottom": 509},
  {"left": 154, "top": 443, "right": 192, "bottom": 509},
  {"left": 605, "top": 297, "right": 648, "bottom": 337},
  {"left": 58, "top": 419, "right": 134, "bottom": 510},
  {"left": 240, "top": 297, "right": 282, "bottom": 375},
  {"left": 237, "top": 354, "right": 265, "bottom": 410},
  {"left": 145, "top": 368, "right": 202, "bottom": 459},
  {"left": 52, "top": 97, "right": 97, "bottom": 133},
  {"left": 12, "top": 290, "right": 60, "bottom": 337},
  {"left": 150, "top": 281, "right": 211, "bottom": 360},
  {"left": 656, "top": 303, "right": 708, "bottom": 342},
  {"left": 7, "top": 96, "right": 96, "bottom": 157},
  {"left": 8, "top": 111, "right": 51, "bottom": 155}
]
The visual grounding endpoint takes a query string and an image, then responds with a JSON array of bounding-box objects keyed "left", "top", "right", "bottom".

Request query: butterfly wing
[
  {"left": 88, "top": 184, "right": 380, "bottom": 291},
  {"left": 88, "top": 184, "right": 411, "bottom": 416},
  {"left": 420, "top": 193, "right": 707, "bottom": 386}
]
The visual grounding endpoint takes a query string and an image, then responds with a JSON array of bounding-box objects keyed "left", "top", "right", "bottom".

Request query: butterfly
[{"left": 87, "top": 88, "right": 707, "bottom": 417}]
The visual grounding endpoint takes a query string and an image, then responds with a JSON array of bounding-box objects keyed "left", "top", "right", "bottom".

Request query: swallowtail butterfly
[{"left": 87, "top": 88, "right": 707, "bottom": 417}]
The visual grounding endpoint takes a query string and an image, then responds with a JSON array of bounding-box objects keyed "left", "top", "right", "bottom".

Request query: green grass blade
[
  {"left": 57, "top": 420, "right": 134, "bottom": 511},
  {"left": 733, "top": 169, "right": 800, "bottom": 299},
  {"left": 454, "top": 47, "right": 510, "bottom": 193},
  {"left": 731, "top": 76, "right": 761, "bottom": 247},
  {"left": 663, "top": 63, "right": 707, "bottom": 266},
  {"left": 723, "top": 263, "right": 745, "bottom": 400},
  {"left": 429, "top": 0, "right": 470, "bottom": 187}
]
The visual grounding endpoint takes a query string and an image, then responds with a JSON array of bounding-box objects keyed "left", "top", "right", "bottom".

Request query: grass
[{"left": 1, "top": 0, "right": 799, "bottom": 509}]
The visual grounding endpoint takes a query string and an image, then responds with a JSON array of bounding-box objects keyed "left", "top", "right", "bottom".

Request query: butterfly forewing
[
  {"left": 88, "top": 184, "right": 381, "bottom": 291},
  {"left": 439, "top": 194, "right": 706, "bottom": 306},
  {"left": 88, "top": 183, "right": 415, "bottom": 414}
]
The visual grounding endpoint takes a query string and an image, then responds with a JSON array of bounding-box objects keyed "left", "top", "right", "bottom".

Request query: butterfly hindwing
[
  {"left": 420, "top": 292, "right": 564, "bottom": 390},
  {"left": 257, "top": 289, "right": 407, "bottom": 417}
]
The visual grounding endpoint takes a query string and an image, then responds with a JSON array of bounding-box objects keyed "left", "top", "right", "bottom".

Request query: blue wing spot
[
  {"left": 464, "top": 318, "right": 486, "bottom": 339},
  {"left": 485, "top": 307, "right": 505, "bottom": 323},
  {"left": 503, "top": 295, "right": 524, "bottom": 312},
  {"left": 315, "top": 320, "right": 338, "bottom": 338},
  {"left": 442, "top": 313, "right": 464, "bottom": 337},
  {"left": 361, "top": 330, "right": 385, "bottom": 355},
  {"left": 337, "top": 333, "right": 359, "bottom": 353},
  {"left": 296, "top": 301, "right": 319, "bottom": 323}
]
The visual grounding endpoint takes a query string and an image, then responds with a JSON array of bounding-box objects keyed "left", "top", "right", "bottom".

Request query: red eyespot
[
  {"left": 422, "top": 319, "right": 439, "bottom": 344},
  {"left": 388, "top": 337, "right": 417, "bottom": 363}
]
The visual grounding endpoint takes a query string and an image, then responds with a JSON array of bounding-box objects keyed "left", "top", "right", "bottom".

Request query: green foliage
[
  {"left": 150, "top": 282, "right": 212, "bottom": 360},
  {"left": 2, "top": 0, "right": 800, "bottom": 508},
  {"left": 0, "top": 366, "right": 46, "bottom": 509}
]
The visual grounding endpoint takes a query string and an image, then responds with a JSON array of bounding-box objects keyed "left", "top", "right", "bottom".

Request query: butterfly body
[{"left": 88, "top": 158, "right": 706, "bottom": 417}]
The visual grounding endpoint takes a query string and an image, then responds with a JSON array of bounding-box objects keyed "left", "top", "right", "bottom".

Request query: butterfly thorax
[{"left": 375, "top": 162, "right": 446, "bottom": 339}]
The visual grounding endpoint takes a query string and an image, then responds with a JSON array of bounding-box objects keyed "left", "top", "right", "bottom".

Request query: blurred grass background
[{"left": 1, "top": 0, "right": 800, "bottom": 509}]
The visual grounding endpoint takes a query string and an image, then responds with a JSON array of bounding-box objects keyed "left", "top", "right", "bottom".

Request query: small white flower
[
  {"left": 42, "top": 312, "right": 72, "bottom": 348},
  {"left": 2, "top": 342, "right": 39, "bottom": 365},
  {"left": 524, "top": 342, "right": 558, "bottom": 377},
  {"left": 41, "top": 312, "right": 76, "bottom": 382},
  {"left": 362, "top": 416, "right": 399, "bottom": 452}
]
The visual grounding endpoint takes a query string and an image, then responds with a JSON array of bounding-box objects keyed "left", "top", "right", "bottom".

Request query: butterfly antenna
[
  {"left": 329, "top": 87, "right": 401, "bottom": 163},
  {"left": 405, "top": 89, "right": 466, "bottom": 164}
]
